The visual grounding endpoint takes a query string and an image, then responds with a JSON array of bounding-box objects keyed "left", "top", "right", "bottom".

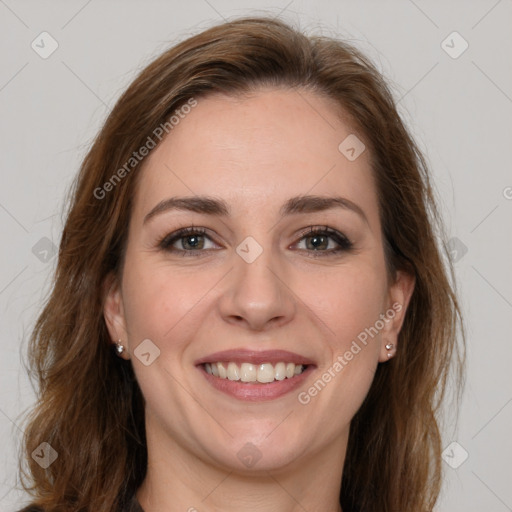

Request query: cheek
[
  {"left": 306, "top": 263, "right": 388, "bottom": 348},
  {"left": 299, "top": 270, "right": 385, "bottom": 430},
  {"left": 121, "top": 259, "right": 207, "bottom": 345}
]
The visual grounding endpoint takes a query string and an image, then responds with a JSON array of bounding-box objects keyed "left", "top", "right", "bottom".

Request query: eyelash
[{"left": 157, "top": 225, "right": 354, "bottom": 258}]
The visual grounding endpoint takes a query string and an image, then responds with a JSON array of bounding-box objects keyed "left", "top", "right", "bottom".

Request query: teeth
[
  {"left": 217, "top": 362, "right": 227, "bottom": 379},
  {"left": 274, "top": 362, "right": 286, "bottom": 381},
  {"left": 240, "top": 363, "right": 257, "bottom": 382},
  {"left": 227, "top": 362, "right": 240, "bottom": 381},
  {"left": 257, "top": 363, "right": 275, "bottom": 383},
  {"left": 204, "top": 361, "right": 306, "bottom": 383}
]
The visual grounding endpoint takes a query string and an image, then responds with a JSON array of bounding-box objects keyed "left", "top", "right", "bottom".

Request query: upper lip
[{"left": 194, "top": 349, "right": 316, "bottom": 366}]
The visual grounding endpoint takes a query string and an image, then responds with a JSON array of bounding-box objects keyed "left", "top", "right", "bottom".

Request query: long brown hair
[{"left": 18, "top": 16, "right": 465, "bottom": 512}]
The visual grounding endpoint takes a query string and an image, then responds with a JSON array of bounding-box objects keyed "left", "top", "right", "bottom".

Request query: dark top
[
  {"left": 15, "top": 491, "right": 145, "bottom": 512},
  {"left": 126, "top": 493, "right": 145, "bottom": 512}
]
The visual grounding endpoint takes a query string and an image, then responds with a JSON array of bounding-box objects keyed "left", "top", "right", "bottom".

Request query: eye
[
  {"left": 293, "top": 226, "right": 353, "bottom": 256},
  {"left": 158, "top": 225, "right": 353, "bottom": 258},
  {"left": 158, "top": 226, "right": 219, "bottom": 256}
]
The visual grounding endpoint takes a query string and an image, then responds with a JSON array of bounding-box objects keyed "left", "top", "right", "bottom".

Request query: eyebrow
[{"left": 143, "top": 194, "right": 369, "bottom": 225}]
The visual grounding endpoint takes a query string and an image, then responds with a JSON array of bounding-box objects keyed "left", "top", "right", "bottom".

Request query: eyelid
[{"left": 295, "top": 225, "right": 350, "bottom": 241}]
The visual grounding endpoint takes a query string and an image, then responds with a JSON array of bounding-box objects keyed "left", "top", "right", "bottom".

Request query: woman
[{"left": 17, "top": 16, "right": 464, "bottom": 512}]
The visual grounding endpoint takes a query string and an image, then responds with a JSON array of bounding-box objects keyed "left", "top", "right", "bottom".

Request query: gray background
[{"left": 1, "top": 0, "right": 511, "bottom": 510}]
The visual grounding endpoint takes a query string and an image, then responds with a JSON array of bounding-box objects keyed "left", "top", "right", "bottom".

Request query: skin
[{"left": 104, "top": 87, "right": 415, "bottom": 512}]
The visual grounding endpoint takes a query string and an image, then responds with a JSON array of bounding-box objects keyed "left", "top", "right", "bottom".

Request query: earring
[
  {"left": 385, "top": 343, "right": 395, "bottom": 358},
  {"left": 115, "top": 340, "right": 125, "bottom": 355}
]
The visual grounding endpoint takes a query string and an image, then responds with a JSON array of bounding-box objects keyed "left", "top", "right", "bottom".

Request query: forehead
[{"left": 132, "top": 88, "right": 379, "bottom": 226}]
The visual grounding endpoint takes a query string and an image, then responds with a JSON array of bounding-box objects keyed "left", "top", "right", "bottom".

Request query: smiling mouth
[{"left": 202, "top": 361, "right": 308, "bottom": 384}]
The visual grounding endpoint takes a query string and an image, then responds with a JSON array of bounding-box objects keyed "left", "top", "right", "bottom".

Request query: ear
[
  {"left": 378, "top": 270, "right": 415, "bottom": 362},
  {"left": 103, "top": 272, "right": 130, "bottom": 360}
]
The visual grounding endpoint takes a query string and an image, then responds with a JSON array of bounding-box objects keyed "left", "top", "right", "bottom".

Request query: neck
[{"left": 136, "top": 415, "right": 347, "bottom": 512}]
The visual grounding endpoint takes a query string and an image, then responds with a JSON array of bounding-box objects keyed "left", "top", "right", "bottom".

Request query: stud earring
[
  {"left": 115, "top": 340, "right": 125, "bottom": 355},
  {"left": 385, "top": 343, "right": 395, "bottom": 358}
]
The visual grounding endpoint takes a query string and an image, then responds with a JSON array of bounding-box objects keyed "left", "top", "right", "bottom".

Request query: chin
[{"left": 201, "top": 430, "right": 309, "bottom": 474}]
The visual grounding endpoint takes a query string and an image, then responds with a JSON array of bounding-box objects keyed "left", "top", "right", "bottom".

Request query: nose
[{"left": 217, "top": 245, "right": 296, "bottom": 331}]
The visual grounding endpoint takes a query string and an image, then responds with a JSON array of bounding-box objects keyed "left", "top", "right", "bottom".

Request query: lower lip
[{"left": 198, "top": 365, "right": 314, "bottom": 402}]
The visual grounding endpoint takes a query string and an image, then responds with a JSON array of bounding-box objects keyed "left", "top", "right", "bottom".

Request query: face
[{"left": 104, "top": 87, "right": 414, "bottom": 474}]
